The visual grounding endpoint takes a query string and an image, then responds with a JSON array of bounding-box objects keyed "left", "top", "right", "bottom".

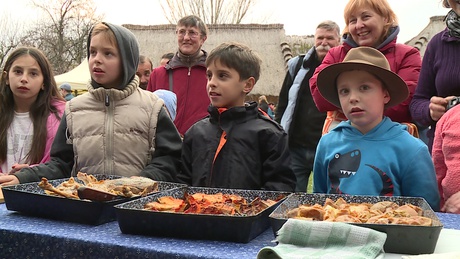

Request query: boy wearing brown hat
[{"left": 313, "top": 47, "right": 440, "bottom": 210}]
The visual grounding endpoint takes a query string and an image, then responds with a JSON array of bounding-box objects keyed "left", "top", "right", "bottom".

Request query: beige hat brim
[{"left": 317, "top": 62, "right": 409, "bottom": 109}]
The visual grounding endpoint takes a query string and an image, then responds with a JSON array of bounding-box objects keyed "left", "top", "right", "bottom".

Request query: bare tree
[
  {"left": 159, "top": 0, "right": 258, "bottom": 24},
  {"left": 0, "top": 14, "right": 27, "bottom": 69},
  {"left": 21, "top": 0, "right": 102, "bottom": 74}
]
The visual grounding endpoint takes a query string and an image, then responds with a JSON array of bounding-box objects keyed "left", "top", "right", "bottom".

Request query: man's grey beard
[{"left": 316, "top": 45, "right": 331, "bottom": 52}]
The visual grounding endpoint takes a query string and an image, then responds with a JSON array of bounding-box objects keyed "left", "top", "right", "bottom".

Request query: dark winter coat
[{"left": 179, "top": 102, "right": 296, "bottom": 192}]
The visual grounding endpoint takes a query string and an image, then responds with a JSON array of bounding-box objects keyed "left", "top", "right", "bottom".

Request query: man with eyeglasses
[{"left": 147, "top": 15, "right": 209, "bottom": 136}]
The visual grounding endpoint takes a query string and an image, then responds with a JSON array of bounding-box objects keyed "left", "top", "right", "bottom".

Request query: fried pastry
[{"left": 285, "top": 198, "right": 432, "bottom": 226}]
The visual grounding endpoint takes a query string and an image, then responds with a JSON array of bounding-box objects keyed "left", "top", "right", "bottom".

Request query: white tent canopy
[{"left": 55, "top": 59, "right": 90, "bottom": 91}]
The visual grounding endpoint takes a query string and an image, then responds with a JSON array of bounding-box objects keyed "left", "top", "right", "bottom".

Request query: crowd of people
[{"left": 0, "top": 0, "right": 459, "bottom": 214}]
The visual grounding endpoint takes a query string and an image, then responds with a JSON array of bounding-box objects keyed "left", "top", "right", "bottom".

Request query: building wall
[
  {"left": 126, "top": 24, "right": 288, "bottom": 96},
  {"left": 404, "top": 16, "right": 446, "bottom": 57},
  {"left": 126, "top": 18, "right": 444, "bottom": 99}
]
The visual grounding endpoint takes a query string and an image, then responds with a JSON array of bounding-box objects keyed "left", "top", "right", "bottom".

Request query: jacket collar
[
  {"left": 342, "top": 26, "right": 399, "bottom": 52},
  {"left": 88, "top": 76, "right": 139, "bottom": 103},
  {"left": 166, "top": 49, "right": 208, "bottom": 70},
  {"left": 303, "top": 47, "right": 321, "bottom": 68},
  {"left": 208, "top": 101, "right": 258, "bottom": 131},
  {"left": 441, "top": 27, "right": 460, "bottom": 43}
]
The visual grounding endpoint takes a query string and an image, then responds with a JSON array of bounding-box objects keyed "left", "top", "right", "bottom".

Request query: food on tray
[
  {"left": 143, "top": 192, "right": 283, "bottom": 216},
  {"left": 39, "top": 177, "right": 80, "bottom": 199},
  {"left": 286, "top": 197, "right": 432, "bottom": 226},
  {"left": 0, "top": 186, "right": 4, "bottom": 203},
  {"left": 38, "top": 172, "right": 158, "bottom": 200}
]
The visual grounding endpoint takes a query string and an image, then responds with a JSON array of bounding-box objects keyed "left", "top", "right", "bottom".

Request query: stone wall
[
  {"left": 404, "top": 16, "right": 445, "bottom": 57},
  {"left": 126, "top": 23, "right": 290, "bottom": 96}
]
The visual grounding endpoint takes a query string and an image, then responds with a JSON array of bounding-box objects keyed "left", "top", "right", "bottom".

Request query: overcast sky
[{"left": 2, "top": 0, "right": 450, "bottom": 43}]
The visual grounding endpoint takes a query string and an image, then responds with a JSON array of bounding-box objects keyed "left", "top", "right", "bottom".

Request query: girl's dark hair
[{"left": 0, "top": 47, "right": 64, "bottom": 164}]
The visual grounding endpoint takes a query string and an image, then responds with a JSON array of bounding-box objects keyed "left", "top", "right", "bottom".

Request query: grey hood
[{"left": 87, "top": 22, "right": 139, "bottom": 89}]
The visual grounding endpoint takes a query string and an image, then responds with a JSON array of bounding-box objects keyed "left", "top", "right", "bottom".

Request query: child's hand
[
  {"left": 442, "top": 191, "right": 460, "bottom": 214},
  {"left": 429, "top": 96, "right": 454, "bottom": 122},
  {"left": 8, "top": 163, "right": 29, "bottom": 175},
  {"left": 0, "top": 175, "right": 20, "bottom": 186}
]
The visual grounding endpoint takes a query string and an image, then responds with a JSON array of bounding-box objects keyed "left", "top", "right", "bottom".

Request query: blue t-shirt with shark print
[{"left": 313, "top": 117, "right": 440, "bottom": 210}]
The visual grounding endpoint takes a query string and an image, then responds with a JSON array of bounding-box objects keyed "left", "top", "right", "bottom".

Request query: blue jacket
[
  {"left": 313, "top": 117, "right": 440, "bottom": 210},
  {"left": 64, "top": 93, "right": 74, "bottom": 101}
]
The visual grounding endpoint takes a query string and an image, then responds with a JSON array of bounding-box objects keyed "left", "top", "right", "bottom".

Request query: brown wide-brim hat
[{"left": 317, "top": 46, "right": 409, "bottom": 109}]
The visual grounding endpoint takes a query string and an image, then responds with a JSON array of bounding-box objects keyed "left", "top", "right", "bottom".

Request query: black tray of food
[
  {"left": 269, "top": 193, "right": 443, "bottom": 254},
  {"left": 115, "top": 186, "right": 290, "bottom": 243},
  {"left": 2, "top": 175, "right": 184, "bottom": 225}
]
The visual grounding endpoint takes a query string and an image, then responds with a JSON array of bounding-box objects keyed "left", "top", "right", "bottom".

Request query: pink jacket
[
  {"left": 432, "top": 104, "right": 460, "bottom": 208},
  {"left": 309, "top": 39, "right": 421, "bottom": 123},
  {"left": 37, "top": 99, "right": 66, "bottom": 165}
]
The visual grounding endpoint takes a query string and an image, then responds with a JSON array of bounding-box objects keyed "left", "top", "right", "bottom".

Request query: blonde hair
[
  {"left": 259, "top": 95, "right": 268, "bottom": 103},
  {"left": 91, "top": 23, "right": 117, "bottom": 48},
  {"left": 442, "top": 0, "right": 450, "bottom": 8},
  {"left": 343, "top": 0, "right": 398, "bottom": 40}
]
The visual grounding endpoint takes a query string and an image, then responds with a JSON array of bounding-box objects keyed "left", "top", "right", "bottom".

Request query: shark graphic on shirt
[{"left": 327, "top": 149, "right": 394, "bottom": 196}]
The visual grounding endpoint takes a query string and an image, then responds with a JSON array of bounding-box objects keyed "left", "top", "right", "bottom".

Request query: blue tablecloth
[
  {"left": 0, "top": 203, "right": 275, "bottom": 258},
  {"left": 436, "top": 211, "right": 460, "bottom": 230},
  {"left": 0, "top": 203, "right": 459, "bottom": 258}
]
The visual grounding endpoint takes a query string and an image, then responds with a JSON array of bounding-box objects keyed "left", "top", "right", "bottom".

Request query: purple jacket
[{"left": 410, "top": 28, "right": 460, "bottom": 149}]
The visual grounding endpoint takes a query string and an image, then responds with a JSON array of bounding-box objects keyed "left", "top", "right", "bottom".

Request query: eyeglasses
[{"left": 176, "top": 29, "right": 201, "bottom": 39}]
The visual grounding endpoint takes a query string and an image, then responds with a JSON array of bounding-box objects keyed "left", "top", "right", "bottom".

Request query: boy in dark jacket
[{"left": 178, "top": 42, "right": 296, "bottom": 192}]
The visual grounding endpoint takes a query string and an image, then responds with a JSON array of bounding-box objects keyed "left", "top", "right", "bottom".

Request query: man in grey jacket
[{"left": 275, "top": 20, "right": 341, "bottom": 192}]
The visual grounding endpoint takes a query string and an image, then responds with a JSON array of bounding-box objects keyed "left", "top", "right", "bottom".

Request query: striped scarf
[{"left": 445, "top": 10, "right": 460, "bottom": 38}]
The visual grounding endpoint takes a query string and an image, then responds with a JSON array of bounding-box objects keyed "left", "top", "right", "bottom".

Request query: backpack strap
[
  {"left": 401, "top": 122, "right": 420, "bottom": 138},
  {"left": 168, "top": 69, "right": 173, "bottom": 92}
]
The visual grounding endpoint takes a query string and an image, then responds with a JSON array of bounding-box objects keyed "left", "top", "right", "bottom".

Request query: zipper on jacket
[
  {"left": 71, "top": 155, "right": 78, "bottom": 177},
  {"left": 105, "top": 93, "right": 110, "bottom": 106},
  {"left": 188, "top": 67, "right": 191, "bottom": 76},
  {"left": 208, "top": 112, "right": 226, "bottom": 186},
  {"left": 105, "top": 90, "right": 114, "bottom": 174}
]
